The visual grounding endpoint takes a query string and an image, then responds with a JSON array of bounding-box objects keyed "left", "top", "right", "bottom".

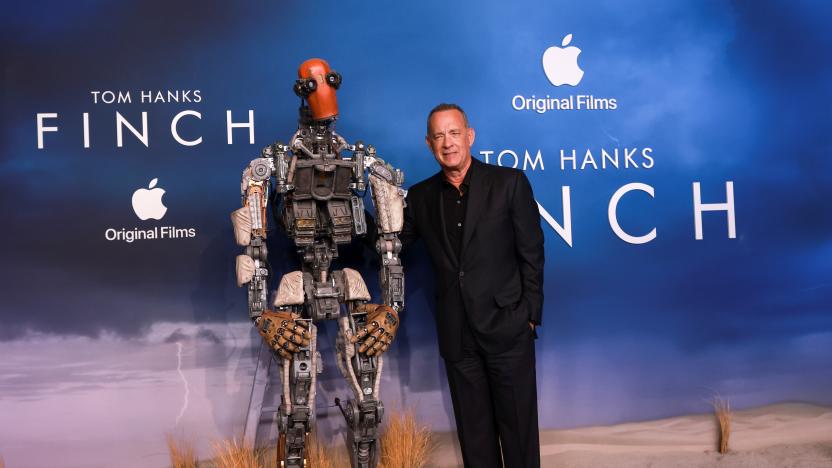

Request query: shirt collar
[{"left": 441, "top": 157, "right": 474, "bottom": 191}]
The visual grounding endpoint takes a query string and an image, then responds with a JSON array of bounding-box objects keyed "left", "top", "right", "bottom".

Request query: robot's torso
[{"left": 236, "top": 120, "right": 405, "bottom": 322}]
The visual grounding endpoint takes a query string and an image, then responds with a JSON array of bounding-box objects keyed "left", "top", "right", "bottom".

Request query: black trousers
[{"left": 444, "top": 321, "right": 541, "bottom": 468}]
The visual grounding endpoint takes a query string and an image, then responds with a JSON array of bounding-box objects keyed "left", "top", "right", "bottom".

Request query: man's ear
[
  {"left": 425, "top": 136, "right": 432, "bottom": 150},
  {"left": 467, "top": 127, "right": 476, "bottom": 146}
]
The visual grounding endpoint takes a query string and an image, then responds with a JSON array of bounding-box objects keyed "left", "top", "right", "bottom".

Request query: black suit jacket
[{"left": 400, "top": 158, "right": 545, "bottom": 360}]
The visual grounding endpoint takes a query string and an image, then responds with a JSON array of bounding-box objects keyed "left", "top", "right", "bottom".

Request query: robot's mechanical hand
[
  {"left": 256, "top": 310, "right": 311, "bottom": 360},
  {"left": 349, "top": 303, "right": 399, "bottom": 356}
]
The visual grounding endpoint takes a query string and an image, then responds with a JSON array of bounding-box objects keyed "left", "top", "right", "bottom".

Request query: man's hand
[
  {"left": 350, "top": 303, "right": 399, "bottom": 356},
  {"left": 256, "top": 310, "right": 310, "bottom": 360}
]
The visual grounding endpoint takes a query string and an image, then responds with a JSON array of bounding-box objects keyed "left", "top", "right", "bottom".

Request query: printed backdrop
[{"left": 2, "top": 1, "right": 831, "bottom": 466}]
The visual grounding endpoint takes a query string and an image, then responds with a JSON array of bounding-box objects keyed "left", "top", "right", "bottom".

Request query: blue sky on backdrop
[{"left": 1, "top": 0, "right": 830, "bottom": 420}]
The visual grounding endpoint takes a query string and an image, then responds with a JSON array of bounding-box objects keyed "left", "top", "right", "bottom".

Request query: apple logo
[
  {"left": 542, "top": 34, "right": 584, "bottom": 86},
  {"left": 132, "top": 178, "right": 167, "bottom": 220}
]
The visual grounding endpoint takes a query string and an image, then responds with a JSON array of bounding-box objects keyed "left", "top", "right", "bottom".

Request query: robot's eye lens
[
  {"left": 293, "top": 80, "right": 306, "bottom": 97},
  {"left": 294, "top": 79, "right": 316, "bottom": 97},
  {"left": 326, "top": 72, "right": 342, "bottom": 89}
]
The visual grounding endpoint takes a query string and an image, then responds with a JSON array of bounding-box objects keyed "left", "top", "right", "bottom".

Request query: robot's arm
[
  {"left": 360, "top": 146, "right": 405, "bottom": 312},
  {"left": 233, "top": 146, "right": 311, "bottom": 360},
  {"left": 231, "top": 148, "right": 276, "bottom": 320}
]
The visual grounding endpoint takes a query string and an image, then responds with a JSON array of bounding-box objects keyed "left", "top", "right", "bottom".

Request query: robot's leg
[
  {"left": 276, "top": 319, "right": 316, "bottom": 468},
  {"left": 273, "top": 272, "right": 318, "bottom": 468},
  {"left": 334, "top": 269, "right": 384, "bottom": 468}
]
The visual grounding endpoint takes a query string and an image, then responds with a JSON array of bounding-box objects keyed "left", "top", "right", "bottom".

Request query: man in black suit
[{"left": 400, "top": 103, "right": 544, "bottom": 468}]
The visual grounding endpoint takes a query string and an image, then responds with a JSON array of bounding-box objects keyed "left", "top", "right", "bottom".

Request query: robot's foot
[
  {"left": 277, "top": 426, "right": 308, "bottom": 468},
  {"left": 350, "top": 440, "right": 379, "bottom": 468},
  {"left": 336, "top": 397, "right": 383, "bottom": 468}
]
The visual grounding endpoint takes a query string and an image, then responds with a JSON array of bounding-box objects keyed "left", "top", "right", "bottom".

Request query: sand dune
[{"left": 431, "top": 402, "right": 832, "bottom": 467}]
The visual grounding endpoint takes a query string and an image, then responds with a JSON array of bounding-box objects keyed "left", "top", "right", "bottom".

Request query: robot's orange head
[{"left": 294, "top": 58, "right": 342, "bottom": 121}]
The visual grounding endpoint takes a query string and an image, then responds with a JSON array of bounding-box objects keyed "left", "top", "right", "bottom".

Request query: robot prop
[{"left": 231, "top": 58, "right": 405, "bottom": 468}]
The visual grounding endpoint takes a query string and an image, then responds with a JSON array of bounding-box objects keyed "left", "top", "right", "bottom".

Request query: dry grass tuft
[
  {"left": 208, "top": 432, "right": 344, "bottom": 468},
  {"left": 307, "top": 432, "right": 339, "bottom": 468},
  {"left": 712, "top": 396, "right": 732, "bottom": 454},
  {"left": 257, "top": 432, "right": 346, "bottom": 468},
  {"left": 166, "top": 434, "right": 198, "bottom": 468},
  {"left": 380, "top": 408, "right": 434, "bottom": 468},
  {"left": 258, "top": 444, "right": 278, "bottom": 468},
  {"left": 212, "top": 437, "right": 260, "bottom": 468},
  {"left": 163, "top": 410, "right": 435, "bottom": 468}
]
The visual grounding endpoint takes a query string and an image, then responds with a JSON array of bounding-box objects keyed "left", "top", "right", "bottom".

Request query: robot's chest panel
[
  {"left": 285, "top": 197, "right": 355, "bottom": 246},
  {"left": 293, "top": 159, "right": 353, "bottom": 201},
  {"left": 284, "top": 158, "right": 357, "bottom": 246}
]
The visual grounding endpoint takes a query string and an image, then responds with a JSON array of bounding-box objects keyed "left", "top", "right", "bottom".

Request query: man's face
[{"left": 425, "top": 109, "right": 476, "bottom": 173}]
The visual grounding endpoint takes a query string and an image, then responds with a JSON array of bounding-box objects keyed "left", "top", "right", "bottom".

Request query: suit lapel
[{"left": 460, "top": 159, "right": 491, "bottom": 261}]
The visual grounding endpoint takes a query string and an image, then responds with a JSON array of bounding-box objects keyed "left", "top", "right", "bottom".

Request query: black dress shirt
[{"left": 441, "top": 166, "right": 472, "bottom": 259}]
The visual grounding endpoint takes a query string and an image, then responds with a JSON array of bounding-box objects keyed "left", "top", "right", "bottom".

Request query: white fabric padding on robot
[
  {"left": 342, "top": 268, "right": 371, "bottom": 301},
  {"left": 369, "top": 174, "right": 404, "bottom": 233},
  {"left": 235, "top": 255, "right": 255, "bottom": 287},
  {"left": 231, "top": 207, "right": 252, "bottom": 246},
  {"left": 274, "top": 271, "right": 305, "bottom": 306}
]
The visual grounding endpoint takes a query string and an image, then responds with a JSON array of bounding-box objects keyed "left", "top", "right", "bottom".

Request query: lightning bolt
[{"left": 175, "top": 341, "right": 190, "bottom": 426}]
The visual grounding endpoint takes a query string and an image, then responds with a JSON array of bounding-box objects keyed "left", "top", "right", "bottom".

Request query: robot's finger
[
  {"left": 294, "top": 320, "right": 310, "bottom": 330},
  {"left": 371, "top": 340, "right": 385, "bottom": 353},
  {"left": 371, "top": 328, "right": 385, "bottom": 342},
  {"left": 349, "top": 328, "right": 365, "bottom": 344},
  {"left": 359, "top": 334, "right": 378, "bottom": 353},
  {"left": 353, "top": 322, "right": 377, "bottom": 342},
  {"left": 281, "top": 329, "right": 303, "bottom": 345},
  {"left": 276, "top": 336, "right": 299, "bottom": 353},
  {"left": 277, "top": 348, "right": 292, "bottom": 360},
  {"left": 293, "top": 334, "right": 311, "bottom": 347}
]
